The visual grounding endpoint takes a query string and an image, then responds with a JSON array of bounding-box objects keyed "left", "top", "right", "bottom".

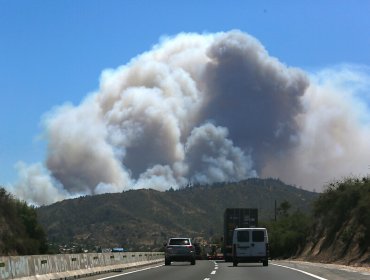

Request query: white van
[{"left": 232, "top": 227, "right": 269, "bottom": 266}]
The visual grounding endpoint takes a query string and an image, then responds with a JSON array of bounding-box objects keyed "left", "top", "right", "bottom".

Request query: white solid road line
[
  {"left": 272, "top": 263, "right": 328, "bottom": 280},
  {"left": 97, "top": 264, "right": 164, "bottom": 280}
]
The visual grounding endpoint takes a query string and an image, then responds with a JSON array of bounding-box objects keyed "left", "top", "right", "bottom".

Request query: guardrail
[{"left": 0, "top": 252, "right": 164, "bottom": 279}]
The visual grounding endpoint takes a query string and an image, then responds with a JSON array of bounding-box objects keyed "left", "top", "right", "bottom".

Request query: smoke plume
[{"left": 10, "top": 31, "right": 370, "bottom": 205}]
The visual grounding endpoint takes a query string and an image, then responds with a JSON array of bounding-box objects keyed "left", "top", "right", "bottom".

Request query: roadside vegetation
[
  {"left": 265, "top": 176, "right": 370, "bottom": 264},
  {"left": 263, "top": 202, "right": 312, "bottom": 258},
  {"left": 0, "top": 187, "right": 48, "bottom": 255}
]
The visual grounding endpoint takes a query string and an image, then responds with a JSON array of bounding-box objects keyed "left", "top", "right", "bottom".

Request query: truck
[{"left": 223, "top": 208, "right": 258, "bottom": 262}]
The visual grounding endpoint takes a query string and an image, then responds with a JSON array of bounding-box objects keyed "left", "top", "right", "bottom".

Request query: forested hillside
[
  {"left": 37, "top": 178, "right": 316, "bottom": 252},
  {"left": 300, "top": 177, "right": 370, "bottom": 264},
  {"left": 0, "top": 187, "right": 48, "bottom": 255},
  {"left": 264, "top": 176, "right": 370, "bottom": 265}
]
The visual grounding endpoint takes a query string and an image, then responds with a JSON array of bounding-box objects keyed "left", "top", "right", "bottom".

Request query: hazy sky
[{"left": 1, "top": 1, "right": 370, "bottom": 205}]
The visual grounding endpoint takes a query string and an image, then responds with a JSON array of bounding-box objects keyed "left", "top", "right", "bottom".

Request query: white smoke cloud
[
  {"left": 10, "top": 162, "right": 68, "bottom": 206},
  {"left": 262, "top": 65, "right": 370, "bottom": 190},
  {"left": 9, "top": 31, "right": 370, "bottom": 205},
  {"left": 43, "top": 97, "right": 131, "bottom": 195},
  {"left": 185, "top": 123, "right": 257, "bottom": 184}
]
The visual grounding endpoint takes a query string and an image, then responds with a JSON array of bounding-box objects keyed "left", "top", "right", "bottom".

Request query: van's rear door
[
  {"left": 235, "top": 229, "right": 252, "bottom": 257},
  {"left": 251, "top": 229, "right": 266, "bottom": 257}
]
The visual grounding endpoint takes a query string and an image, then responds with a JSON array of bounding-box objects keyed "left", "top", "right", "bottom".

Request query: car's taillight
[{"left": 187, "top": 245, "right": 194, "bottom": 250}]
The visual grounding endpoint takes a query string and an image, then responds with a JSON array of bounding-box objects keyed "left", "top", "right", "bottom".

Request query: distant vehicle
[
  {"left": 164, "top": 238, "right": 196, "bottom": 265},
  {"left": 206, "top": 252, "right": 224, "bottom": 260},
  {"left": 232, "top": 227, "right": 269, "bottom": 267},
  {"left": 205, "top": 244, "right": 223, "bottom": 260},
  {"left": 223, "top": 208, "right": 258, "bottom": 262}
]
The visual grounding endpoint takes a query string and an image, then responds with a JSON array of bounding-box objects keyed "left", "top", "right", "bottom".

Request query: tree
[{"left": 278, "top": 200, "right": 291, "bottom": 217}]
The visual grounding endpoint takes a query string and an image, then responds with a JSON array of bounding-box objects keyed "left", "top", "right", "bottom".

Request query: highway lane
[
  {"left": 83, "top": 260, "right": 370, "bottom": 280},
  {"left": 212, "top": 261, "right": 323, "bottom": 280},
  {"left": 85, "top": 261, "right": 214, "bottom": 280}
]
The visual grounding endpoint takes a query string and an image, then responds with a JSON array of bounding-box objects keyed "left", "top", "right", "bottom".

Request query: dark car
[{"left": 164, "top": 237, "right": 196, "bottom": 265}]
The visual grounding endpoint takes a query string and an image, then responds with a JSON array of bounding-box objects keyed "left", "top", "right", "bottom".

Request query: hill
[
  {"left": 0, "top": 187, "right": 48, "bottom": 255},
  {"left": 298, "top": 177, "right": 370, "bottom": 265},
  {"left": 36, "top": 178, "right": 317, "bottom": 251}
]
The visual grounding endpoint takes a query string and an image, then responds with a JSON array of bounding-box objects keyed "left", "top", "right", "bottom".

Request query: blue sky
[{"left": 1, "top": 0, "right": 370, "bottom": 188}]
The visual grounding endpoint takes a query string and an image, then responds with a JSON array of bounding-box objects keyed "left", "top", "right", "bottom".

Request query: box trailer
[{"left": 223, "top": 208, "right": 258, "bottom": 262}]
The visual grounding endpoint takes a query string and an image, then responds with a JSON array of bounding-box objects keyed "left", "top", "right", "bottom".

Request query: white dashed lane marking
[{"left": 204, "top": 260, "right": 218, "bottom": 280}]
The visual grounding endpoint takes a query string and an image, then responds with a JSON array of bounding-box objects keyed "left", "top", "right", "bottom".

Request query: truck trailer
[{"left": 223, "top": 208, "right": 258, "bottom": 262}]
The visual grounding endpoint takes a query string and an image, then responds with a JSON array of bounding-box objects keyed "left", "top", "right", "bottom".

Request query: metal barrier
[{"left": 0, "top": 252, "right": 164, "bottom": 279}]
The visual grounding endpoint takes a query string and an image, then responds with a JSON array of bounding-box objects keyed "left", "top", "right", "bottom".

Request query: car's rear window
[
  {"left": 169, "top": 238, "right": 190, "bottom": 245},
  {"left": 252, "top": 230, "right": 265, "bottom": 242},
  {"left": 237, "top": 230, "right": 250, "bottom": 242}
]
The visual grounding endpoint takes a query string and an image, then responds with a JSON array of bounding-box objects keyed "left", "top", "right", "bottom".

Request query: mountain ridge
[{"left": 37, "top": 178, "right": 317, "bottom": 251}]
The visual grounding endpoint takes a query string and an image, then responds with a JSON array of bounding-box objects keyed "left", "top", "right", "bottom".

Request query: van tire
[
  {"left": 191, "top": 259, "right": 196, "bottom": 265},
  {"left": 165, "top": 259, "right": 171, "bottom": 266},
  {"left": 263, "top": 260, "right": 268, "bottom": 266},
  {"left": 233, "top": 261, "right": 238, "bottom": 267}
]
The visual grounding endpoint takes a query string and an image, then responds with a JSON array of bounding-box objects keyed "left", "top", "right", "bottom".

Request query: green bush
[{"left": 264, "top": 207, "right": 312, "bottom": 258}]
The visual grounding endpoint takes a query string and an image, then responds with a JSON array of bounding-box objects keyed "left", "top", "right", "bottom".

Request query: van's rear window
[
  {"left": 252, "top": 230, "right": 264, "bottom": 242},
  {"left": 237, "top": 231, "right": 249, "bottom": 242}
]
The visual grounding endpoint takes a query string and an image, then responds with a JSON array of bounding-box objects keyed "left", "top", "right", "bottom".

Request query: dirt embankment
[{"left": 296, "top": 217, "right": 370, "bottom": 267}]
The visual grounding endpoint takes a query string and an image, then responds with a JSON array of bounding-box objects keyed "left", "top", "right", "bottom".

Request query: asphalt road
[{"left": 83, "top": 260, "right": 370, "bottom": 280}]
